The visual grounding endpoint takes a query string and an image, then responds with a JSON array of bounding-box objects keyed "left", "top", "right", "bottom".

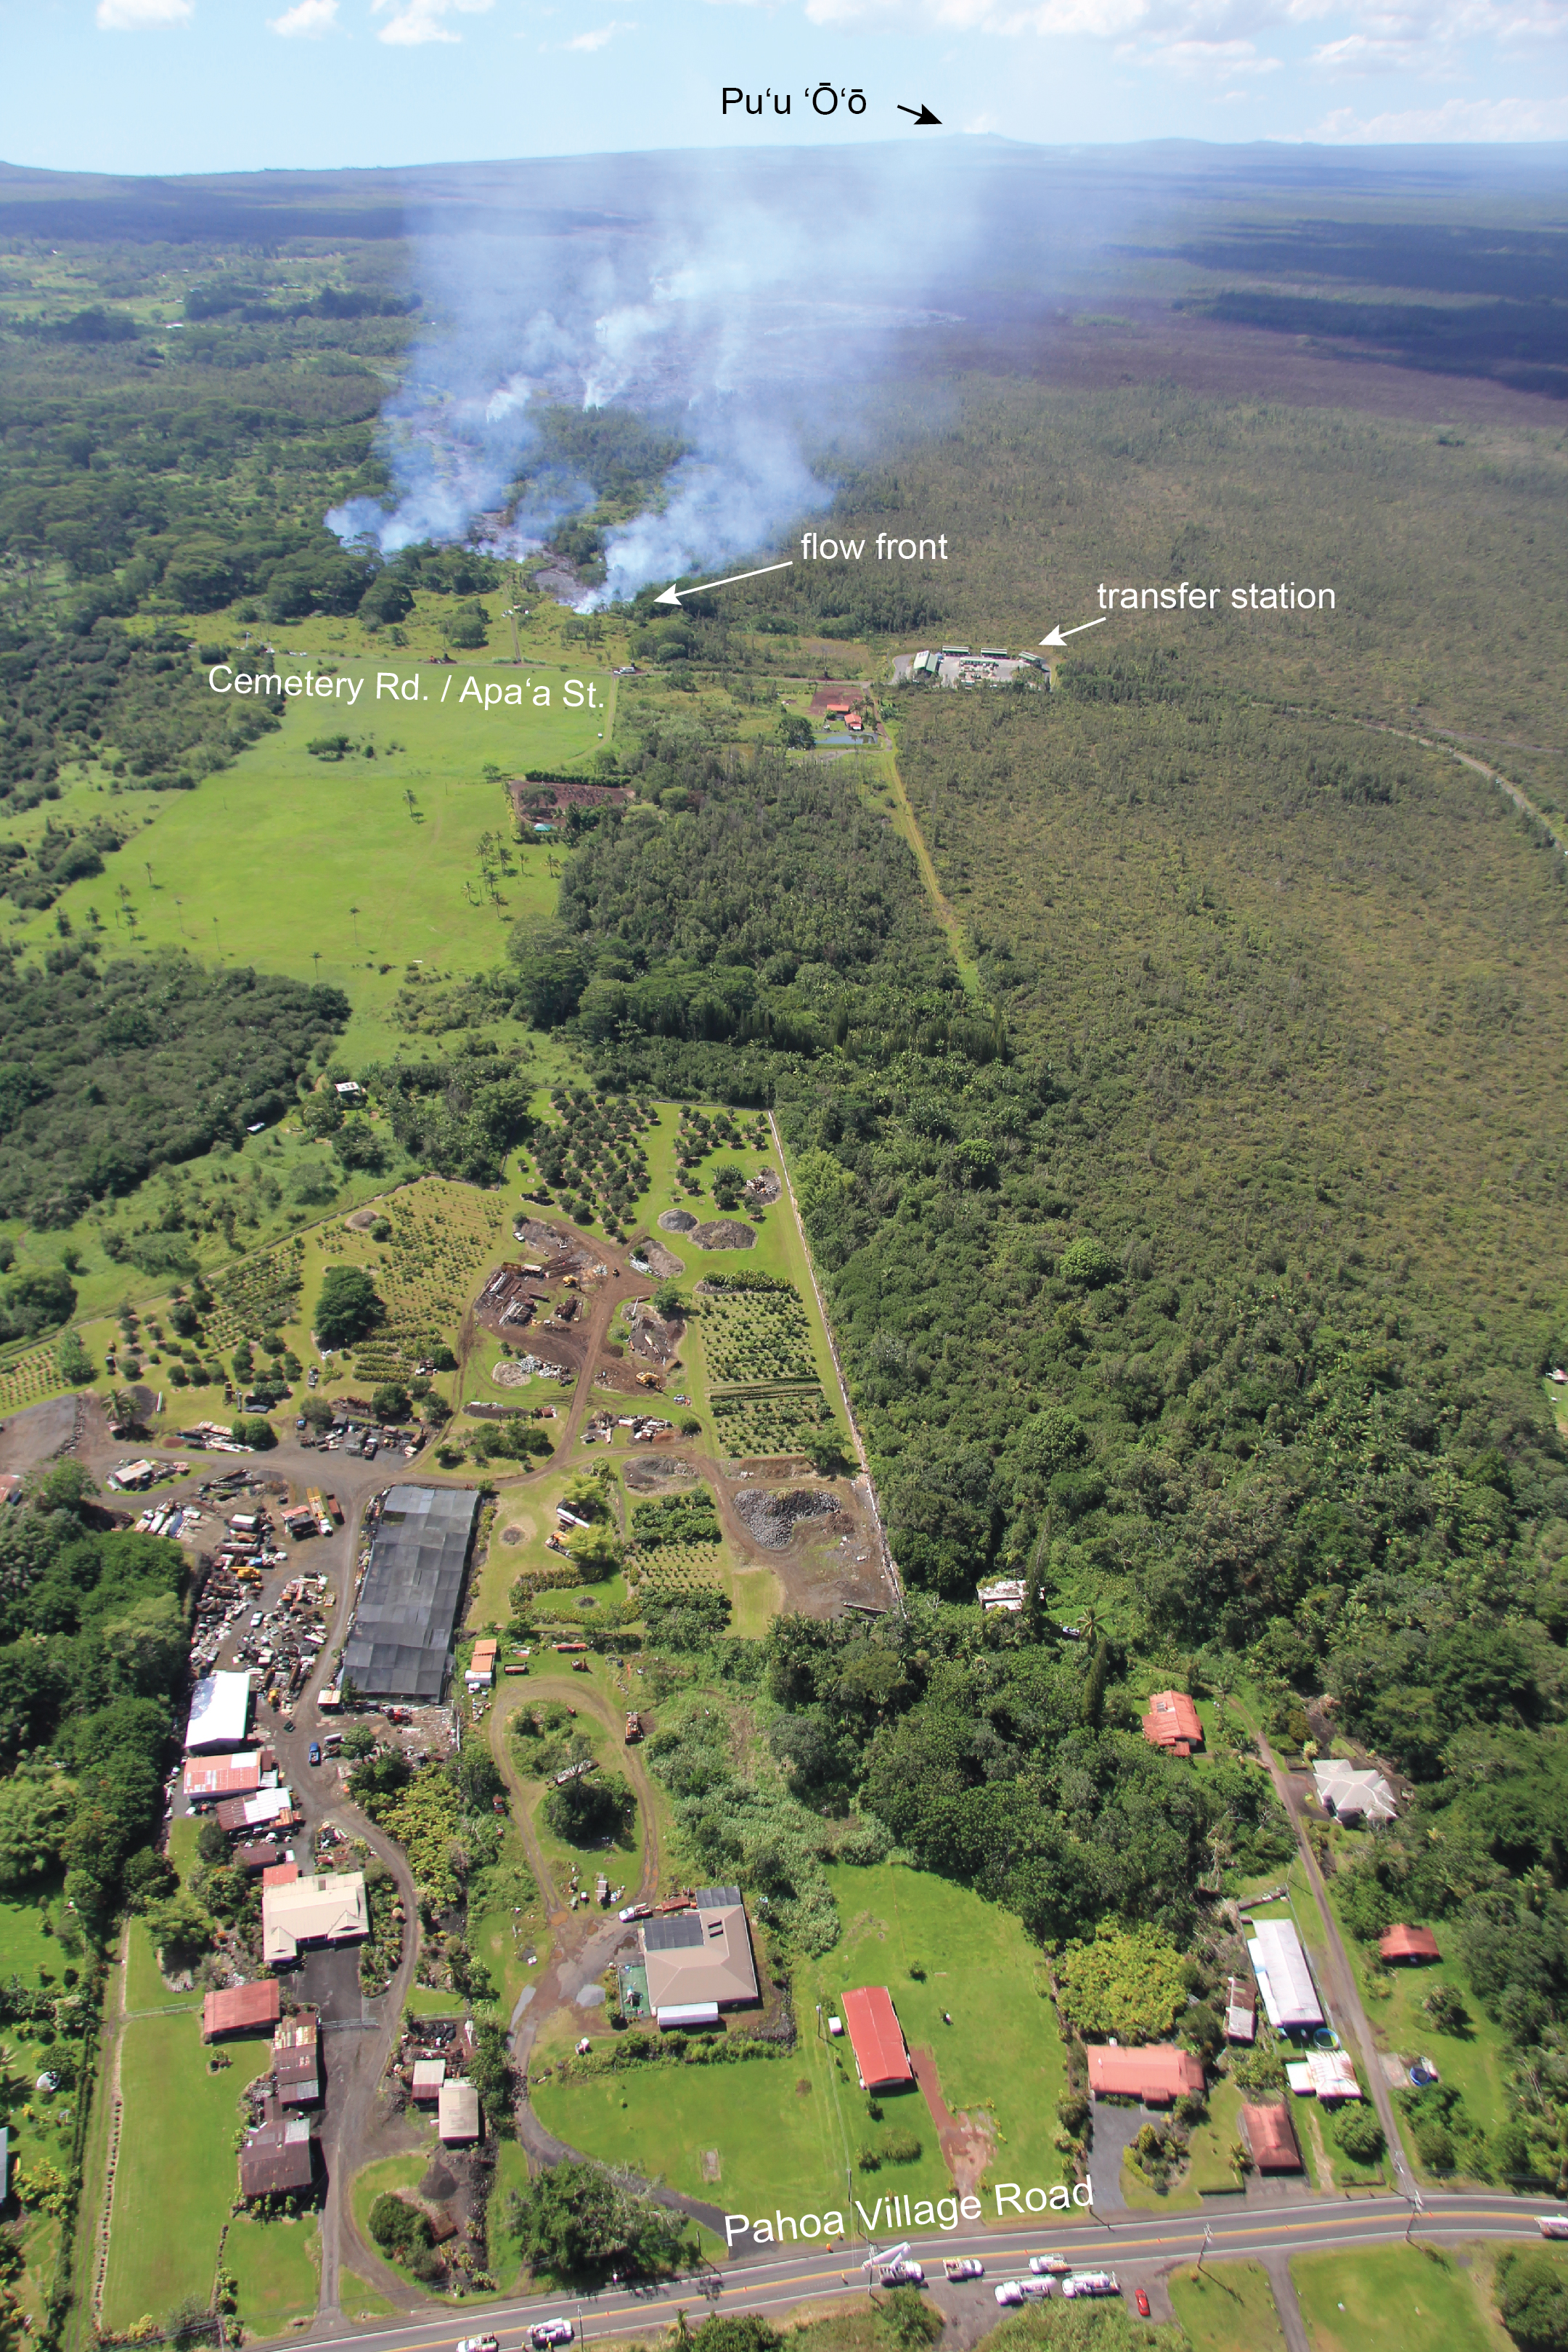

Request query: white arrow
[
  {"left": 1039, "top": 616, "right": 1108, "bottom": 648},
  {"left": 654, "top": 560, "right": 793, "bottom": 608}
]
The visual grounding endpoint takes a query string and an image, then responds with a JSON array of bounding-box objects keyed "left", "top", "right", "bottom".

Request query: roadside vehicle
[
  {"left": 1061, "top": 2272, "right": 1119, "bottom": 2300},
  {"left": 531, "top": 2323, "right": 574, "bottom": 2348},
  {"left": 944, "top": 2258, "right": 984, "bottom": 2281},
  {"left": 993, "top": 2283, "right": 1023, "bottom": 2306},
  {"left": 456, "top": 2335, "right": 499, "bottom": 2352},
  {"left": 1029, "top": 2255, "right": 1071, "bottom": 2275},
  {"left": 879, "top": 2261, "right": 924, "bottom": 2286},
  {"left": 619, "top": 1902, "right": 652, "bottom": 1922},
  {"left": 1541, "top": 2216, "right": 1568, "bottom": 2239},
  {"left": 1135, "top": 2288, "right": 1151, "bottom": 2318},
  {"left": 308, "top": 1741, "right": 322, "bottom": 1765}
]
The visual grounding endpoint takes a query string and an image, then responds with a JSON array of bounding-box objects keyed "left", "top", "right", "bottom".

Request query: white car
[
  {"left": 944, "top": 2258, "right": 984, "bottom": 2281},
  {"left": 457, "top": 2336, "right": 499, "bottom": 2352},
  {"left": 994, "top": 2282, "right": 1024, "bottom": 2307},
  {"left": 879, "top": 2261, "right": 924, "bottom": 2287},
  {"left": 1541, "top": 2217, "right": 1568, "bottom": 2239},
  {"left": 618, "top": 1903, "right": 652, "bottom": 1922},
  {"left": 531, "top": 2324, "right": 574, "bottom": 2349},
  {"left": 1029, "top": 2254, "right": 1071, "bottom": 2275}
]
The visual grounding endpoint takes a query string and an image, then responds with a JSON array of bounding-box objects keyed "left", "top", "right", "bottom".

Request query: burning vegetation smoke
[{"left": 327, "top": 143, "right": 1101, "bottom": 604}]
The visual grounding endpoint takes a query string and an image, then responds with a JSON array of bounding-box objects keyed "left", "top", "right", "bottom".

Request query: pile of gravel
[
  {"left": 658, "top": 1209, "right": 698, "bottom": 1233},
  {"left": 734, "top": 1487, "right": 839, "bottom": 1550},
  {"left": 690, "top": 1219, "right": 756, "bottom": 1250}
]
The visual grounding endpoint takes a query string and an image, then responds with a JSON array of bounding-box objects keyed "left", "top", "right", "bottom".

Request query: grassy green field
[
  {"left": 123, "top": 1918, "right": 201, "bottom": 2015},
  {"left": 100, "top": 2017, "right": 274, "bottom": 2332},
  {"left": 1291, "top": 2245, "right": 1501, "bottom": 2352},
  {"left": 536, "top": 1858, "right": 1067, "bottom": 2231},
  {"left": 223, "top": 2211, "right": 320, "bottom": 2335},
  {"left": 0, "top": 1890, "right": 64, "bottom": 1980},
  {"left": 1169, "top": 2260, "right": 1289, "bottom": 2352},
  {"left": 10, "top": 654, "right": 614, "bottom": 1065},
  {"left": 484, "top": 2138, "right": 533, "bottom": 2290},
  {"left": 1121, "top": 2072, "right": 1246, "bottom": 2209},
  {"left": 339, "top": 2269, "right": 398, "bottom": 2321}
]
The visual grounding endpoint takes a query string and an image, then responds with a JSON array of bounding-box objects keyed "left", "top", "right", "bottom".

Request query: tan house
[{"left": 262, "top": 1871, "right": 369, "bottom": 1966}]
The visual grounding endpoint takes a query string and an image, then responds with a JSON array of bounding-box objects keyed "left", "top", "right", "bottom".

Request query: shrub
[
  {"left": 1333, "top": 2102, "right": 1385, "bottom": 2164},
  {"left": 879, "top": 2127, "right": 921, "bottom": 2163},
  {"left": 1496, "top": 2247, "right": 1568, "bottom": 2351}
]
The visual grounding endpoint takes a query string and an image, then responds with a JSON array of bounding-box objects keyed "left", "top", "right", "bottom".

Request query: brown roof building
[
  {"left": 235, "top": 1840, "right": 285, "bottom": 1874},
  {"left": 1379, "top": 1924, "right": 1441, "bottom": 1965},
  {"left": 1086, "top": 2044, "right": 1205, "bottom": 2106},
  {"left": 273, "top": 2011, "right": 321, "bottom": 2106},
  {"left": 238, "top": 2107, "right": 315, "bottom": 2198},
  {"left": 203, "top": 1980, "right": 282, "bottom": 2041},
  {"left": 1243, "top": 2102, "right": 1302, "bottom": 2173},
  {"left": 1142, "top": 1692, "right": 1204, "bottom": 1757},
  {"left": 639, "top": 1885, "right": 759, "bottom": 2026}
]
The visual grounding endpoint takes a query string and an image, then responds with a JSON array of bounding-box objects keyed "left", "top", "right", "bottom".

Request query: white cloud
[
  {"left": 1315, "top": 89, "right": 1568, "bottom": 133},
  {"left": 372, "top": 0, "right": 492, "bottom": 43},
  {"left": 1136, "top": 35, "right": 1283, "bottom": 73},
  {"left": 268, "top": 0, "right": 338, "bottom": 31},
  {"left": 563, "top": 17, "right": 634, "bottom": 46},
  {"left": 95, "top": 0, "right": 192, "bottom": 25}
]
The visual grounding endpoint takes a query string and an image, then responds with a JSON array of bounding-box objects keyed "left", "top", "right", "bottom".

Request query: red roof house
[
  {"left": 1141, "top": 1693, "right": 1204, "bottom": 1757},
  {"left": 1379, "top": 1924, "right": 1441, "bottom": 1965},
  {"left": 1242, "top": 2102, "right": 1302, "bottom": 2173},
  {"left": 1086, "top": 2044, "right": 1204, "bottom": 2105},
  {"left": 203, "top": 1980, "right": 282, "bottom": 2041},
  {"left": 183, "top": 1753, "right": 262, "bottom": 1807},
  {"left": 841, "top": 1987, "right": 914, "bottom": 2091},
  {"left": 262, "top": 1861, "right": 301, "bottom": 1889}
]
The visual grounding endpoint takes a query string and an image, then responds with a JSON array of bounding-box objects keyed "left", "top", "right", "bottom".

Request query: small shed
[
  {"left": 1380, "top": 1923, "right": 1440, "bottom": 1965},
  {"left": 438, "top": 2080, "right": 481, "bottom": 2144},
  {"left": 1243, "top": 2102, "right": 1302, "bottom": 2173},
  {"left": 203, "top": 1980, "right": 282, "bottom": 2041},
  {"left": 411, "top": 2058, "right": 446, "bottom": 2104},
  {"left": 1225, "top": 1977, "right": 1257, "bottom": 2044}
]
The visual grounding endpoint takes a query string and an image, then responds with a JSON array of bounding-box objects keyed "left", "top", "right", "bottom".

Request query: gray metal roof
[
  {"left": 340, "top": 1485, "right": 479, "bottom": 1702},
  {"left": 694, "top": 1885, "right": 743, "bottom": 1908}
]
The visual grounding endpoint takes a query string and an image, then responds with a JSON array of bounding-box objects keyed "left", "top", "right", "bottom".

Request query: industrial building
[
  {"left": 638, "top": 1887, "right": 759, "bottom": 2028},
  {"left": 840, "top": 1985, "right": 915, "bottom": 2092},
  {"left": 183, "top": 1752, "right": 264, "bottom": 1807},
  {"left": 340, "top": 1485, "right": 480, "bottom": 1702},
  {"left": 262, "top": 1870, "right": 369, "bottom": 1966},
  {"left": 1246, "top": 1918, "right": 1325, "bottom": 2033},
  {"left": 184, "top": 1670, "right": 251, "bottom": 1753}
]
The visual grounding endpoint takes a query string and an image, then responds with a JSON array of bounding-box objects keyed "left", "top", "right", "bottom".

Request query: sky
[{"left": 0, "top": 0, "right": 1565, "bottom": 176}]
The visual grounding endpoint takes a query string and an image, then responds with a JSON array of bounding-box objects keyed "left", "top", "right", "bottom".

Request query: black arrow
[{"left": 897, "top": 103, "right": 941, "bottom": 125}]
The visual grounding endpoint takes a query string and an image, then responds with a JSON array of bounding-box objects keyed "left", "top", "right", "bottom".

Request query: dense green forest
[
  {"left": 0, "top": 1465, "right": 187, "bottom": 1937},
  {"left": 0, "top": 949, "right": 348, "bottom": 1225}
]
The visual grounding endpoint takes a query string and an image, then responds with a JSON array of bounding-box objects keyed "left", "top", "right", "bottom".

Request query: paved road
[{"left": 293, "top": 2190, "right": 1559, "bottom": 2349}]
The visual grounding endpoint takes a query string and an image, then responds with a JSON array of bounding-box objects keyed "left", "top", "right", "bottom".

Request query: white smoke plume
[{"left": 327, "top": 142, "right": 1111, "bottom": 600}]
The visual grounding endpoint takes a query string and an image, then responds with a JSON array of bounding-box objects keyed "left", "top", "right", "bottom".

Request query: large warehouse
[{"left": 340, "top": 1485, "right": 479, "bottom": 1703}]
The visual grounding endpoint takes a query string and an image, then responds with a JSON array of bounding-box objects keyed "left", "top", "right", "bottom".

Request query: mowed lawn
[
  {"left": 222, "top": 2211, "right": 320, "bottom": 2335},
  {"left": 1291, "top": 2245, "right": 1498, "bottom": 2352},
  {"left": 810, "top": 1861, "right": 1069, "bottom": 2207},
  {"left": 1169, "top": 2259, "right": 1289, "bottom": 2351},
  {"left": 536, "top": 1861, "right": 1069, "bottom": 2234},
  {"left": 100, "top": 2016, "right": 274, "bottom": 2332},
  {"left": 17, "top": 657, "right": 611, "bottom": 1063}
]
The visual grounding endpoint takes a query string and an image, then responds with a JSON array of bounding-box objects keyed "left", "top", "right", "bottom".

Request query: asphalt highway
[{"left": 302, "top": 2193, "right": 1561, "bottom": 2350}]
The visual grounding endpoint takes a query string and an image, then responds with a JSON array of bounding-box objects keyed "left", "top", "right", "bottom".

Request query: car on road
[
  {"left": 618, "top": 1902, "right": 652, "bottom": 1922},
  {"left": 879, "top": 2261, "right": 924, "bottom": 2287},
  {"left": 308, "top": 1741, "right": 322, "bottom": 1765},
  {"left": 531, "top": 2324, "right": 573, "bottom": 2348},
  {"left": 1029, "top": 2255, "right": 1071, "bottom": 2275},
  {"left": 1542, "top": 2217, "right": 1568, "bottom": 2239},
  {"left": 1135, "top": 2288, "right": 1151, "bottom": 2318},
  {"left": 457, "top": 2335, "right": 499, "bottom": 2352},
  {"left": 1061, "top": 2273, "right": 1119, "bottom": 2300},
  {"left": 944, "top": 2258, "right": 984, "bottom": 2281}
]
